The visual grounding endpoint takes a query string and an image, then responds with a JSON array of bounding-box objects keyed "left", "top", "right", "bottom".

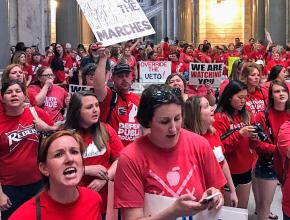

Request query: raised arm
[{"left": 93, "top": 48, "right": 110, "bottom": 102}]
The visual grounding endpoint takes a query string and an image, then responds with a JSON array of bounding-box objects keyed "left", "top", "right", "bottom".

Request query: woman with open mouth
[
  {"left": 9, "top": 130, "right": 102, "bottom": 220},
  {"left": 183, "top": 96, "right": 238, "bottom": 208},
  {"left": 114, "top": 84, "right": 226, "bottom": 219},
  {"left": 64, "top": 91, "right": 124, "bottom": 218},
  {"left": 0, "top": 80, "right": 55, "bottom": 220}
]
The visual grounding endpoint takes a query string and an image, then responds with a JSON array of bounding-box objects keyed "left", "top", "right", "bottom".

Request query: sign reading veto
[
  {"left": 189, "top": 63, "right": 223, "bottom": 87},
  {"left": 76, "top": 0, "right": 156, "bottom": 46},
  {"left": 139, "top": 61, "right": 171, "bottom": 84}
]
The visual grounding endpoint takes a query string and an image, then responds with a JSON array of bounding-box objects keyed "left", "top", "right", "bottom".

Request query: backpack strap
[
  {"left": 106, "top": 89, "right": 118, "bottom": 123},
  {"left": 35, "top": 195, "right": 41, "bottom": 220},
  {"left": 30, "top": 107, "right": 40, "bottom": 120}
]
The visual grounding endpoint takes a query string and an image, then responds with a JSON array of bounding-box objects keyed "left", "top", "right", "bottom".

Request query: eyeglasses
[
  {"left": 41, "top": 74, "right": 55, "bottom": 78},
  {"left": 151, "top": 87, "right": 182, "bottom": 103}
]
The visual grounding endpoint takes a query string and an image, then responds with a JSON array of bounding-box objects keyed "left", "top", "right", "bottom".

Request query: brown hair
[
  {"left": 183, "top": 96, "right": 214, "bottom": 134},
  {"left": 239, "top": 62, "right": 261, "bottom": 86},
  {"left": 38, "top": 130, "right": 85, "bottom": 187},
  {"left": 12, "top": 51, "right": 26, "bottom": 64},
  {"left": 1, "top": 64, "right": 23, "bottom": 82}
]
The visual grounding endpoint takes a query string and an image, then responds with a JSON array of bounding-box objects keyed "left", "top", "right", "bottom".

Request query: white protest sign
[
  {"left": 69, "top": 84, "right": 94, "bottom": 93},
  {"left": 144, "top": 193, "right": 248, "bottom": 220},
  {"left": 139, "top": 61, "right": 171, "bottom": 84},
  {"left": 76, "top": 0, "right": 156, "bottom": 46},
  {"left": 189, "top": 63, "right": 223, "bottom": 87},
  {"left": 265, "top": 28, "right": 273, "bottom": 44}
]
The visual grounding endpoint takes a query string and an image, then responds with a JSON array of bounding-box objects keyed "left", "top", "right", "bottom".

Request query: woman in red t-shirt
[
  {"left": 120, "top": 46, "right": 138, "bottom": 81},
  {"left": 114, "top": 84, "right": 226, "bottom": 219},
  {"left": 0, "top": 80, "right": 55, "bottom": 220},
  {"left": 183, "top": 96, "right": 238, "bottom": 208},
  {"left": 64, "top": 92, "right": 124, "bottom": 217},
  {"left": 12, "top": 51, "right": 33, "bottom": 86},
  {"left": 9, "top": 130, "right": 102, "bottom": 220},
  {"left": 251, "top": 80, "right": 290, "bottom": 220},
  {"left": 213, "top": 80, "right": 255, "bottom": 209}
]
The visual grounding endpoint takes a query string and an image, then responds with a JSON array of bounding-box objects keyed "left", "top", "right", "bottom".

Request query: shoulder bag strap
[
  {"left": 264, "top": 109, "right": 274, "bottom": 143},
  {"left": 106, "top": 90, "right": 118, "bottom": 123},
  {"left": 35, "top": 195, "right": 41, "bottom": 220},
  {"left": 29, "top": 106, "right": 40, "bottom": 120}
]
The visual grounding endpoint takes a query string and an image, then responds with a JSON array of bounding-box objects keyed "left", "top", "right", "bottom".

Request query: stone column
[
  {"left": 179, "top": 0, "right": 193, "bottom": 43},
  {"left": 80, "top": 11, "right": 95, "bottom": 47},
  {"left": 56, "top": 0, "right": 82, "bottom": 48},
  {"left": 161, "top": 1, "right": 167, "bottom": 38},
  {"left": 287, "top": 0, "right": 290, "bottom": 43},
  {"left": 0, "top": 0, "right": 10, "bottom": 69},
  {"left": 16, "top": 0, "right": 49, "bottom": 51},
  {"left": 253, "top": 0, "right": 265, "bottom": 42},
  {"left": 166, "top": 0, "right": 174, "bottom": 40},
  {"left": 173, "top": 0, "right": 179, "bottom": 40},
  {"left": 265, "top": 0, "right": 287, "bottom": 44}
]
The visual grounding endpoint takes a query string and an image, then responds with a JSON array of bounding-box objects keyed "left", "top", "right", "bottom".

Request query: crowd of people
[{"left": 0, "top": 36, "right": 290, "bottom": 220}]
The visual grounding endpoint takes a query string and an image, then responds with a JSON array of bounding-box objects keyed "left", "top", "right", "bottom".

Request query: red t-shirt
[
  {"left": 28, "top": 84, "right": 67, "bottom": 122},
  {"left": 171, "top": 61, "right": 186, "bottom": 74},
  {"left": 9, "top": 187, "right": 102, "bottom": 220},
  {"left": 265, "top": 60, "right": 287, "bottom": 73},
  {"left": 202, "top": 131, "right": 225, "bottom": 167},
  {"left": 245, "top": 88, "right": 267, "bottom": 116},
  {"left": 0, "top": 107, "right": 53, "bottom": 186},
  {"left": 277, "top": 121, "right": 290, "bottom": 217},
  {"left": 114, "top": 129, "right": 226, "bottom": 208},
  {"left": 22, "top": 64, "right": 33, "bottom": 78},
  {"left": 187, "top": 84, "right": 214, "bottom": 97},
  {"left": 79, "top": 123, "right": 124, "bottom": 213},
  {"left": 213, "top": 112, "right": 254, "bottom": 174},
  {"left": 162, "top": 42, "right": 170, "bottom": 59},
  {"left": 99, "top": 87, "right": 141, "bottom": 146}
]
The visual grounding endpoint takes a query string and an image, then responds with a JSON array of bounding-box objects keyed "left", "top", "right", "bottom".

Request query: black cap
[{"left": 112, "top": 63, "right": 130, "bottom": 75}]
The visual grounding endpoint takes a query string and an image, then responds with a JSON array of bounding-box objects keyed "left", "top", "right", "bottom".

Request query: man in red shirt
[{"left": 94, "top": 47, "right": 141, "bottom": 146}]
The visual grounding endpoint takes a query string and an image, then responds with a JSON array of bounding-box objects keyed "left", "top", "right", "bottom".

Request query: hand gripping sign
[
  {"left": 76, "top": 0, "right": 156, "bottom": 46},
  {"left": 189, "top": 63, "right": 224, "bottom": 88}
]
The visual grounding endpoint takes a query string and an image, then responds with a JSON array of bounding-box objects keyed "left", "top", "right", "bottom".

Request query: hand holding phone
[{"left": 200, "top": 192, "right": 221, "bottom": 204}]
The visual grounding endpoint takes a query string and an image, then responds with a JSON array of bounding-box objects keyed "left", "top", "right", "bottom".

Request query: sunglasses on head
[{"left": 151, "top": 87, "right": 182, "bottom": 103}]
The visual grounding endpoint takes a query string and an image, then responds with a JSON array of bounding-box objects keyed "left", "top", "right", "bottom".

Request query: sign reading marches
[
  {"left": 69, "top": 84, "right": 94, "bottom": 94},
  {"left": 139, "top": 61, "right": 171, "bottom": 84},
  {"left": 189, "top": 63, "right": 224, "bottom": 88},
  {"left": 76, "top": 0, "right": 156, "bottom": 46}
]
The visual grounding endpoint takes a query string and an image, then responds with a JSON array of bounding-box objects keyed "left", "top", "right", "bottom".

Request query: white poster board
[
  {"left": 139, "top": 61, "right": 171, "bottom": 84},
  {"left": 69, "top": 84, "right": 94, "bottom": 93},
  {"left": 144, "top": 193, "right": 248, "bottom": 220},
  {"left": 189, "top": 63, "right": 223, "bottom": 88},
  {"left": 76, "top": 0, "right": 156, "bottom": 46}
]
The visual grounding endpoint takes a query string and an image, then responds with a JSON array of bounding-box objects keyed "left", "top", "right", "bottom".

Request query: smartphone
[{"left": 200, "top": 192, "right": 221, "bottom": 204}]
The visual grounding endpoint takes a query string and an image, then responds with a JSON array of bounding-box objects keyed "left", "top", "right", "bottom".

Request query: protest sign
[
  {"left": 139, "top": 61, "right": 171, "bottom": 84},
  {"left": 228, "top": 57, "right": 240, "bottom": 77},
  {"left": 189, "top": 63, "right": 223, "bottom": 87},
  {"left": 69, "top": 84, "right": 94, "bottom": 93},
  {"left": 265, "top": 28, "right": 273, "bottom": 44},
  {"left": 144, "top": 193, "right": 248, "bottom": 220},
  {"left": 76, "top": 0, "right": 156, "bottom": 46}
]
